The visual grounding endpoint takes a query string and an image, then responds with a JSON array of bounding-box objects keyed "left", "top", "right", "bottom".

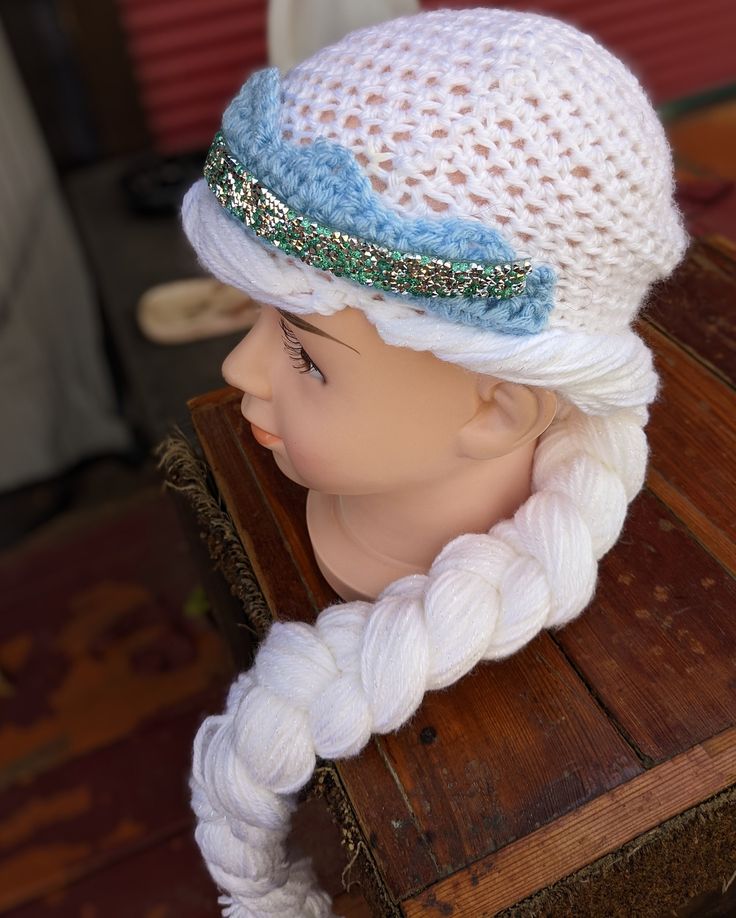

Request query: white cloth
[
  {"left": 268, "top": 0, "right": 419, "bottom": 72},
  {"left": 0, "top": 25, "right": 129, "bottom": 490}
]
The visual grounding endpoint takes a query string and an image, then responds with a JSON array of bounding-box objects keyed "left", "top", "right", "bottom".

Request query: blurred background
[{"left": 0, "top": 1, "right": 734, "bottom": 915}]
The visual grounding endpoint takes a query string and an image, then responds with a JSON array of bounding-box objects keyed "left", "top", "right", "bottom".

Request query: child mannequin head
[
  {"left": 184, "top": 8, "right": 685, "bottom": 602},
  {"left": 183, "top": 9, "right": 686, "bottom": 915},
  {"left": 223, "top": 301, "right": 557, "bottom": 598}
]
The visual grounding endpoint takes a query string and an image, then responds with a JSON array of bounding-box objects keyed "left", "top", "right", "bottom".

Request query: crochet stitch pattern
[
  {"left": 184, "top": 7, "right": 686, "bottom": 413},
  {"left": 182, "top": 9, "right": 688, "bottom": 916},
  {"left": 210, "top": 68, "right": 557, "bottom": 334},
  {"left": 204, "top": 130, "right": 535, "bottom": 309}
]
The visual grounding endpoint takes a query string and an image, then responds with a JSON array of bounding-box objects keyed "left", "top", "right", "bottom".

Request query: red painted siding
[
  {"left": 116, "top": 0, "right": 268, "bottom": 153},
  {"left": 116, "top": 0, "right": 734, "bottom": 154}
]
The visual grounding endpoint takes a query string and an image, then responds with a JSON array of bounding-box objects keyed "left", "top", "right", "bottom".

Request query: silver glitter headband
[{"left": 204, "top": 132, "right": 532, "bottom": 301}]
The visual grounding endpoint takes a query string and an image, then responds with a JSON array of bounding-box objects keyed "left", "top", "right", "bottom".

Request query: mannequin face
[{"left": 222, "top": 304, "right": 494, "bottom": 495}]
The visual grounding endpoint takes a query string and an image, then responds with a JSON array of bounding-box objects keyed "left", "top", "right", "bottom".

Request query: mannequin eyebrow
[{"left": 277, "top": 309, "right": 360, "bottom": 354}]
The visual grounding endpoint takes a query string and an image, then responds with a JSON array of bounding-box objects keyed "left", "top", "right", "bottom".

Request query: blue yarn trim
[{"left": 220, "top": 68, "right": 556, "bottom": 335}]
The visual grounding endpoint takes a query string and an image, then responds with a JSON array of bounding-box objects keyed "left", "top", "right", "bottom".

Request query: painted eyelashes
[{"left": 279, "top": 317, "right": 325, "bottom": 380}]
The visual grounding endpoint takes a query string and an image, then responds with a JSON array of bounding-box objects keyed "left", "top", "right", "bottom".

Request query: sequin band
[{"left": 204, "top": 132, "right": 532, "bottom": 301}]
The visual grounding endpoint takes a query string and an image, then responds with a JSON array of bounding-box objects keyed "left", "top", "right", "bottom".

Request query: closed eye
[{"left": 279, "top": 318, "right": 325, "bottom": 381}]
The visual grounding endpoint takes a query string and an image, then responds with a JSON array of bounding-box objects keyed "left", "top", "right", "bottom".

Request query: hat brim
[{"left": 182, "top": 180, "right": 657, "bottom": 416}]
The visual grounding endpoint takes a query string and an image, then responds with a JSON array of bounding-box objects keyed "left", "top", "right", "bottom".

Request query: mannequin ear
[{"left": 457, "top": 377, "right": 557, "bottom": 460}]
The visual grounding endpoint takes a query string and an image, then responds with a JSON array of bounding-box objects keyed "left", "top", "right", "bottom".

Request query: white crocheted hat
[{"left": 183, "top": 7, "right": 686, "bottom": 415}]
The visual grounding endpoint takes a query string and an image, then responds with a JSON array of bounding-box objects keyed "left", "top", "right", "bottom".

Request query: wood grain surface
[
  {"left": 557, "top": 489, "right": 736, "bottom": 764},
  {"left": 365, "top": 634, "right": 642, "bottom": 898},
  {"left": 402, "top": 725, "right": 736, "bottom": 916},
  {"left": 646, "top": 238, "right": 736, "bottom": 385},
  {"left": 643, "top": 321, "right": 736, "bottom": 573}
]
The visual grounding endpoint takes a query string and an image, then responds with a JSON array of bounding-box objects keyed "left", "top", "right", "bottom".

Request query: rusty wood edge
[
  {"left": 401, "top": 725, "right": 736, "bottom": 916},
  {"left": 217, "top": 399, "right": 325, "bottom": 617},
  {"left": 497, "top": 781, "right": 736, "bottom": 918},
  {"left": 640, "top": 320, "right": 736, "bottom": 576},
  {"left": 155, "top": 427, "right": 272, "bottom": 637},
  {"left": 309, "top": 765, "right": 402, "bottom": 918},
  {"left": 646, "top": 468, "right": 736, "bottom": 575},
  {"left": 642, "top": 240, "right": 736, "bottom": 391},
  {"left": 646, "top": 315, "right": 733, "bottom": 390},
  {"left": 189, "top": 389, "right": 325, "bottom": 622}
]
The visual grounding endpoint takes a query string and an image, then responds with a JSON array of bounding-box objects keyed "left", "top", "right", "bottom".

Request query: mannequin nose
[{"left": 221, "top": 315, "right": 273, "bottom": 401}]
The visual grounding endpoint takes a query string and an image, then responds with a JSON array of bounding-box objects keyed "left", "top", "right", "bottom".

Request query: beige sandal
[{"left": 136, "top": 279, "right": 260, "bottom": 344}]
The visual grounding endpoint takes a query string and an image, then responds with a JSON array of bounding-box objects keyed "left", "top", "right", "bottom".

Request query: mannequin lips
[{"left": 250, "top": 421, "right": 283, "bottom": 448}]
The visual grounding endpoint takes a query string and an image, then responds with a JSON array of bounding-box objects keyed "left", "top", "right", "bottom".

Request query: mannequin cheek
[
  {"left": 279, "top": 439, "right": 365, "bottom": 493},
  {"left": 278, "top": 427, "right": 407, "bottom": 494},
  {"left": 270, "top": 394, "right": 364, "bottom": 491}
]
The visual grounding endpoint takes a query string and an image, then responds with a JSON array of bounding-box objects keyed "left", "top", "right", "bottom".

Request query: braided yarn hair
[{"left": 182, "top": 9, "right": 687, "bottom": 915}]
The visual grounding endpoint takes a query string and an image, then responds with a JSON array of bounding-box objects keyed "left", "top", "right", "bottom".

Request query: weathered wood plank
[
  {"left": 643, "top": 321, "right": 736, "bottom": 574},
  {"left": 221, "top": 396, "right": 338, "bottom": 611},
  {"left": 336, "top": 740, "right": 441, "bottom": 899},
  {"left": 645, "top": 239, "right": 736, "bottom": 385},
  {"left": 190, "top": 388, "right": 334, "bottom": 623},
  {"left": 557, "top": 490, "right": 736, "bottom": 764},
  {"left": 371, "top": 634, "right": 642, "bottom": 896},
  {"left": 402, "top": 725, "right": 736, "bottom": 916},
  {"left": 646, "top": 466, "right": 736, "bottom": 575}
]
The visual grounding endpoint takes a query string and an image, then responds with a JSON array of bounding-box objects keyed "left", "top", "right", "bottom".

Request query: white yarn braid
[{"left": 191, "top": 400, "right": 648, "bottom": 916}]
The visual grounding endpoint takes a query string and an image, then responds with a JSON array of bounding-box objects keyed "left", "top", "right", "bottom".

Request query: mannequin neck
[{"left": 307, "top": 438, "right": 537, "bottom": 601}]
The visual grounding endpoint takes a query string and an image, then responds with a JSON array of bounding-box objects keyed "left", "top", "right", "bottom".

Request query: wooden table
[{"left": 173, "top": 238, "right": 736, "bottom": 917}]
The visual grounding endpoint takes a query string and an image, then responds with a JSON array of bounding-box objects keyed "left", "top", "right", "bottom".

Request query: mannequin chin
[{"left": 223, "top": 303, "right": 557, "bottom": 600}]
